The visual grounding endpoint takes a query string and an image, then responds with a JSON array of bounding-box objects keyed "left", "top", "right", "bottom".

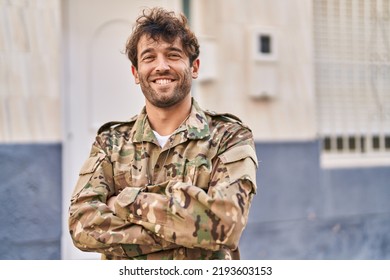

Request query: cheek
[{"left": 134, "top": 68, "right": 149, "bottom": 83}]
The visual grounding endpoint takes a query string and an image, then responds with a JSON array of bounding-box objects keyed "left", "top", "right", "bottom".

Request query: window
[{"left": 314, "top": 0, "right": 390, "bottom": 166}]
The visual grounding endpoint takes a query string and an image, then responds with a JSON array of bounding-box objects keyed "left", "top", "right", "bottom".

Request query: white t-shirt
[{"left": 152, "top": 130, "right": 171, "bottom": 147}]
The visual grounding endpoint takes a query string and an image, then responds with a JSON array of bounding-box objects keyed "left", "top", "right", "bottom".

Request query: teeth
[{"left": 155, "top": 79, "right": 172, "bottom": 85}]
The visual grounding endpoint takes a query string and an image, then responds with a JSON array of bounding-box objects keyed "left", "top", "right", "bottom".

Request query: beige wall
[
  {"left": 193, "top": 0, "right": 316, "bottom": 141},
  {"left": 0, "top": 0, "right": 62, "bottom": 142}
]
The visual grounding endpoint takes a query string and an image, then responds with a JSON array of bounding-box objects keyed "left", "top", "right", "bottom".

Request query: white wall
[{"left": 0, "top": 0, "right": 61, "bottom": 142}]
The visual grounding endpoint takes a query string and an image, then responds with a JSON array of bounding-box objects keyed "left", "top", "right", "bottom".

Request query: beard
[{"left": 137, "top": 67, "right": 192, "bottom": 108}]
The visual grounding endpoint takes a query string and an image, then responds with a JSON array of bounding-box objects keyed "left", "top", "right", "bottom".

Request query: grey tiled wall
[
  {"left": 1, "top": 142, "right": 389, "bottom": 259},
  {"left": 0, "top": 144, "right": 62, "bottom": 259},
  {"left": 240, "top": 142, "right": 390, "bottom": 259}
]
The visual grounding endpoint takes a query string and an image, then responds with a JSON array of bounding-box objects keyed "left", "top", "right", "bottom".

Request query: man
[{"left": 68, "top": 7, "right": 258, "bottom": 260}]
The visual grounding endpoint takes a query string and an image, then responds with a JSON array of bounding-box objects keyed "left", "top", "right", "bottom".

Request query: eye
[
  {"left": 142, "top": 55, "right": 155, "bottom": 62},
  {"left": 168, "top": 52, "right": 181, "bottom": 59}
]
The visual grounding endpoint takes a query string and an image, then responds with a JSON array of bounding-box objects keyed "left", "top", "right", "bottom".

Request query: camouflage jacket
[{"left": 68, "top": 99, "right": 258, "bottom": 260}]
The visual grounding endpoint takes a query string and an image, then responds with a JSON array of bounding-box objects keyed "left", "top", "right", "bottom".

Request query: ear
[
  {"left": 131, "top": 65, "right": 140, "bottom": 84},
  {"left": 191, "top": 58, "right": 200, "bottom": 79}
]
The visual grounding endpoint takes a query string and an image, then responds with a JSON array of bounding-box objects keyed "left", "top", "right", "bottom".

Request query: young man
[{"left": 68, "top": 7, "right": 258, "bottom": 260}]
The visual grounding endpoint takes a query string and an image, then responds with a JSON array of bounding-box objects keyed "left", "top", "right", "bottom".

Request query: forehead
[{"left": 137, "top": 35, "right": 184, "bottom": 54}]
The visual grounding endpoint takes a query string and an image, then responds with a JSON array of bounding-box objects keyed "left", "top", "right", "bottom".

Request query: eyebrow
[
  {"left": 139, "top": 46, "right": 184, "bottom": 58},
  {"left": 166, "top": 46, "right": 184, "bottom": 53}
]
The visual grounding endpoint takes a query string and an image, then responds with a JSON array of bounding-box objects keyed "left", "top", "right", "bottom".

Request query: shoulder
[
  {"left": 204, "top": 110, "right": 243, "bottom": 123},
  {"left": 204, "top": 110, "right": 254, "bottom": 150},
  {"left": 204, "top": 110, "right": 252, "bottom": 131},
  {"left": 97, "top": 115, "right": 138, "bottom": 135}
]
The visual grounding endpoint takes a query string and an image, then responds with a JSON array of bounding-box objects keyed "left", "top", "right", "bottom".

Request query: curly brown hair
[{"left": 125, "top": 7, "right": 200, "bottom": 69}]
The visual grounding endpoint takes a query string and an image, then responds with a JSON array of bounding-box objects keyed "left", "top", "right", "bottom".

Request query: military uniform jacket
[{"left": 68, "top": 99, "right": 258, "bottom": 260}]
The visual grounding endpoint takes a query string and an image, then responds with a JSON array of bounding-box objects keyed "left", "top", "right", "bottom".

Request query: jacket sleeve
[
  {"left": 114, "top": 128, "right": 258, "bottom": 251},
  {"left": 68, "top": 137, "right": 178, "bottom": 258}
]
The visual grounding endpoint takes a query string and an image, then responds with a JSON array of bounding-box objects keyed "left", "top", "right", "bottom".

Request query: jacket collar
[{"left": 131, "top": 98, "right": 210, "bottom": 144}]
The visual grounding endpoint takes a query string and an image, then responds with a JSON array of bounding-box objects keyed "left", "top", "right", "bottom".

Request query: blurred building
[{"left": 0, "top": 0, "right": 389, "bottom": 259}]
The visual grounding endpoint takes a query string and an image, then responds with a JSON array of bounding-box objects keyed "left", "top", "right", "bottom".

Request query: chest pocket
[
  {"left": 183, "top": 156, "right": 211, "bottom": 189},
  {"left": 113, "top": 171, "right": 131, "bottom": 194},
  {"left": 113, "top": 167, "right": 147, "bottom": 194}
]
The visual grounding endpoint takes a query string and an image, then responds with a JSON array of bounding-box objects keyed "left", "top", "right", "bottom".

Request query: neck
[{"left": 145, "top": 96, "right": 192, "bottom": 136}]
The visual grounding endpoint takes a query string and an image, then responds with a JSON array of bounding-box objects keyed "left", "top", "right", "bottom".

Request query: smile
[{"left": 154, "top": 79, "right": 174, "bottom": 85}]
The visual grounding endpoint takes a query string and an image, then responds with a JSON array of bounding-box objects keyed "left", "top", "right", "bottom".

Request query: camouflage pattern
[{"left": 68, "top": 98, "right": 258, "bottom": 260}]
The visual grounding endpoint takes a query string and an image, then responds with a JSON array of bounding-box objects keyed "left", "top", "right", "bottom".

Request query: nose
[{"left": 155, "top": 56, "right": 170, "bottom": 72}]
